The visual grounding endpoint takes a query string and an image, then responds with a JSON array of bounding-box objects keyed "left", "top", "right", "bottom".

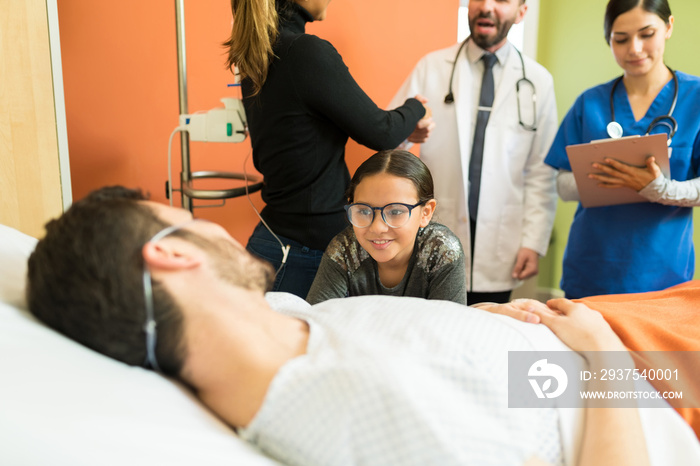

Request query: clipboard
[{"left": 565, "top": 133, "right": 671, "bottom": 208}]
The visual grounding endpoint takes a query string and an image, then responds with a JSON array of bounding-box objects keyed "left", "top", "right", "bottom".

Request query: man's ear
[
  {"left": 142, "top": 238, "right": 202, "bottom": 271},
  {"left": 514, "top": 2, "right": 528, "bottom": 25}
]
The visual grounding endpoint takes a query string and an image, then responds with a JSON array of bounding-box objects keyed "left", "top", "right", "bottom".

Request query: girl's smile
[{"left": 367, "top": 239, "right": 394, "bottom": 250}]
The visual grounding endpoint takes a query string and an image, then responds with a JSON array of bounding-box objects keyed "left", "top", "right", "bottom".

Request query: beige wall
[{"left": 0, "top": 0, "right": 67, "bottom": 238}]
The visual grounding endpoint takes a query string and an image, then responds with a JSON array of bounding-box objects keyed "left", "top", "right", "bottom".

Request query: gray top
[{"left": 306, "top": 222, "right": 467, "bottom": 305}]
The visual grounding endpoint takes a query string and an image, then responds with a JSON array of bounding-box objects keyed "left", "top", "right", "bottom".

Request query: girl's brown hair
[{"left": 347, "top": 150, "right": 435, "bottom": 204}]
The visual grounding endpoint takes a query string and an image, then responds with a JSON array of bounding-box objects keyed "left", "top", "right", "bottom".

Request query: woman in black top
[{"left": 225, "top": 0, "right": 431, "bottom": 298}]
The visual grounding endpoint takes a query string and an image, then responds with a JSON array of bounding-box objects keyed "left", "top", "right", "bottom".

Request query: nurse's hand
[{"left": 589, "top": 156, "right": 662, "bottom": 191}]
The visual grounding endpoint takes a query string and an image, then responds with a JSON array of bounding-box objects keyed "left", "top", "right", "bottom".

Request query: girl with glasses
[{"left": 306, "top": 150, "right": 466, "bottom": 305}]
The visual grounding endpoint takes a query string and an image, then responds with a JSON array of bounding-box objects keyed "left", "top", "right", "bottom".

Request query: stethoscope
[
  {"left": 606, "top": 66, "right": 678, "bottom": 146},
  {"left": 444, "top": 37, "right": 537, "bottom": 131}
]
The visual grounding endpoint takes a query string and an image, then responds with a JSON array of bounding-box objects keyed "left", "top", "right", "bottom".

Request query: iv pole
[
  {"left": 173, "top": 0, "right": 262, "bottom": 212},
  {"left": 174, "top": 0, "right": 192, "bottom": 211}
]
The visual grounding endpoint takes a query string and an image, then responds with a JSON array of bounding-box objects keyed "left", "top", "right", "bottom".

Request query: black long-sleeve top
[{"left": 242, "top": 4, "right": 425, "bottom": 250}]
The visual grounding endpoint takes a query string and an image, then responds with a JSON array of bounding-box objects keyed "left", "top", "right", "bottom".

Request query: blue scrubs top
[{"left": 545, "top": 71, "right": 700, "bottom": 298}]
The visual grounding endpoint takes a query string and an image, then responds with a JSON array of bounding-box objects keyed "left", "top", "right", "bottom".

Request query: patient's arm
[
  {"left": 476, "top": 298, "right": 650, "bottom": 466},
  {"left": 535, "top": 299, "right": 650, "bottom": 466}
]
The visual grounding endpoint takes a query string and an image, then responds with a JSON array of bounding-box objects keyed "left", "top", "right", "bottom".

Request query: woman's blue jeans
[{"left": 246, "top": 222, "right": 324, "bottom": 300}]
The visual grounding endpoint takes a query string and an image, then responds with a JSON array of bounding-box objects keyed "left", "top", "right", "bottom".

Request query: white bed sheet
[{"left": 1, "top": 223, "right": 698, "bottom": 465}]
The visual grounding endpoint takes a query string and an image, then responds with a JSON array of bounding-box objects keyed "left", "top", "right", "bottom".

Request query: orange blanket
[{"left": 578, "top": 280, "right": 700, "bottom": 439}]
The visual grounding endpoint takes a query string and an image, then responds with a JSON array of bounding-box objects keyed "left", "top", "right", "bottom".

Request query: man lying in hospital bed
[{"left": 1, "top": 186, "right": 698, "bottom": 466}]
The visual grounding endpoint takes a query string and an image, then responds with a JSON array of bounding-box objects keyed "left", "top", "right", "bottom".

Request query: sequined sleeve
[
  {"left": 414, "top": 223, "right": 467, "bottom": 305},
  {"left": 306, "top": 227, "right": 369, "bottom": 304}
]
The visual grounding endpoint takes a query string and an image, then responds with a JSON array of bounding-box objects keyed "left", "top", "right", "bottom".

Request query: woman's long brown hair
[{"left": 223, "top": 0, "right": 283, "bottom": 95}]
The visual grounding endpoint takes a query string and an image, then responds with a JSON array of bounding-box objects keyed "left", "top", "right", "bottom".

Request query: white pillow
[
  {"left": 0, "top": 224, "right": 37, "bottom": 308},
  {"left": 0, "top": 224, "right": 281, "bottom": 466}
]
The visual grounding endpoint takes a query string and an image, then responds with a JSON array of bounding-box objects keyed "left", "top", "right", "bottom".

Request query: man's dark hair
[{"left": 27, "top": 186, "right": 187, "bottom": 376}]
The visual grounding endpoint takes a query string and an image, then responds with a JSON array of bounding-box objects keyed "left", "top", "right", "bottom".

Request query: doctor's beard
[{"left": 469, "top": 12, "right": 516, "bottom": 51}]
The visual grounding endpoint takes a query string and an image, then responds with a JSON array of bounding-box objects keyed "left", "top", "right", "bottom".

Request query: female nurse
[
  {"left": 545, "top": 0, "right": 700, "bottom": 299},
  {"left": 224, "top": 0, "right": 432, "bottom": 299}
]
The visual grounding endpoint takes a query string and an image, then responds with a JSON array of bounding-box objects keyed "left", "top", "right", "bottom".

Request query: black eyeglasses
[{"left": 345, "top": 201, "right": 425, "bottom": 229}]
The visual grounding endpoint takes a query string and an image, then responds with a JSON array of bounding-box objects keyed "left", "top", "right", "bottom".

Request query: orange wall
[{"left": 58, "top": 0, "right": 458, "bottom": 243}]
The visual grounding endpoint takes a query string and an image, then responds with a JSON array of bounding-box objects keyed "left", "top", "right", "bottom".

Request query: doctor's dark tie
[{"left": 468, "top": 52, "right": 497, "bottom": 223}]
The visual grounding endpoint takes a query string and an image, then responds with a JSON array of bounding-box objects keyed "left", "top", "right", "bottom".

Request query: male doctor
[{"left": 391, "top": 0, "right": 558, "bottom": 305}]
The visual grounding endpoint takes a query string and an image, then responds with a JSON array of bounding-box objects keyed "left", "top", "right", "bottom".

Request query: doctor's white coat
[{"left": 390, "top": 42, "right": 558, "bottom": 292}]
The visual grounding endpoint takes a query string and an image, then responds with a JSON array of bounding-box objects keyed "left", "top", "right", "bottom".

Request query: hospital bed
[{"left": 1, "top": 223, "right": 698, "bottom": 465}]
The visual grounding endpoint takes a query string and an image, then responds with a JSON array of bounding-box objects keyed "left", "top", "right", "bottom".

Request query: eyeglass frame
[
  {"left": 141, "top": 219, "right": 200, "bottom": 373},
  {"left": 344, "top": 201, "right": 427, "bottom": 229}
]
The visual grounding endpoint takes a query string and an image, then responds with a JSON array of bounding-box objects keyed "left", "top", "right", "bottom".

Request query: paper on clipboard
[{"left": 565, "top": 133, "right": 671, "bottom": 208}]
